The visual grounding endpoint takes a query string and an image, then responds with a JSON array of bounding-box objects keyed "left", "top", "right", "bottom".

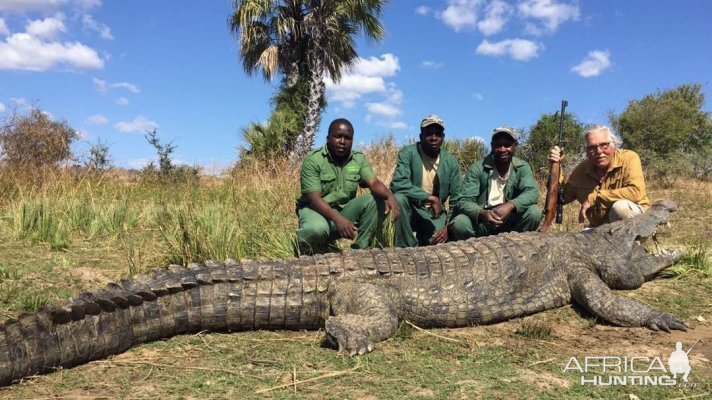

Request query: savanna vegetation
[
  {"left": 0, "top": 0, "right": 710, "bottom": 392},
  {"left": 0, "top": 86, "right": 710, "bottom": 397}
]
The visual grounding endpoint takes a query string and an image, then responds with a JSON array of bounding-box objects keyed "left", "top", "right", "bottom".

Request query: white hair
[{"left": 583, "top": 125, "right": 621, "bottom": 146}]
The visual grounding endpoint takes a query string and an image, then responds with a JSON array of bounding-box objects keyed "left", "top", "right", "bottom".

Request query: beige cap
[
  {"left": 492, "top": 126, "right": 517, "bottom": 142},
  {"left": 421, "top": 114, "right": 445, "bottom": 129}
]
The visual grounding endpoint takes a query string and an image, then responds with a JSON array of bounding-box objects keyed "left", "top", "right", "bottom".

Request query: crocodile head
[{"left": 588, "top": 200, "right": 682, "bottom": 288}]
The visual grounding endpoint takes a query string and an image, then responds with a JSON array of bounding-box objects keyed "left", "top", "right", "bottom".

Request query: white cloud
[
  {"left": 351, "top": 54, "right": 400, "bottom": 78},
  {"left": 473, "top": 93, "right": 484, "bottom": 101},
  {"left": 26, "top": 16, "right": 66, "bottom": 39},
  {"left": 93, "top": 77, "right": 140, "bottom": 93},
  {"left": 87, "top": 114, "right": 107, "bottom": 124},
  {"left": 366, "top": 102, "right": 401, "bottom": 118},
  {"left": 326, "top": 54, "right": 399, "bottom": 107},
  {"left": 76, "top": 0, "right": 101, "bottom": 10},
  {"left": 415, "top": 5, "right": 432, "bottom": 16},
  {"left": 365, "top": 85, "right": 406, "bottom": 129},
  {"left": 441, "top": 0, "right": 482, "bottom": 31},
  {"left": 0, "top": 32, "right": 103, "bottom": 70},
  {"left": 0, "top": 102, "right": 5, "bottom": 113},
  {"left": 571, "top": 50, "right": 611, "bottom": 77},
  {"left": 0, "top": 0, "right": 68, "bottom": 13},
  {"left": 82, "top": 14, "right": 112, "bottom": 39},
  {"left": 114, "top": 116, "right": 158, "bottom": 133},
  {"left": 382, "top": 121, "right": 408, "bottom": 130},
  {"left": 421, "top": 60, "right": 444, "bottom": 69},
  {"left": 0, "top": 18, "right": 9, "bottom": 36},
  {"left": 476, "top": 38, "right": 542, "bottom": 61},
  {"left": 75, "top": 128, "right": 89, "bottom": 139},
  {"left": 326, "top": 75, "right": 385, "bottom": 107},
  {"left": 115, "top": 97, "right": 129, "bottom": 106},
  {"left": 478, "top": 0, "right": 513, "bottom": 36},
  {"left": 518, "top": 0, "right": 580, "bottom": 35}
]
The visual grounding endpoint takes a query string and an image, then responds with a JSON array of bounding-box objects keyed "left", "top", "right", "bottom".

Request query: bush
[
  {"left": 0, "top": 108, "right": 79, "bottom": 168},
  {"left": 442, "top": 137, "right": 488, "bottom": 173}
]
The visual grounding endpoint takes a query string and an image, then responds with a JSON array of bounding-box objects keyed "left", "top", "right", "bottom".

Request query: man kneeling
[{"left": 450, "top": 127, "right": 542, "bottom": 239}]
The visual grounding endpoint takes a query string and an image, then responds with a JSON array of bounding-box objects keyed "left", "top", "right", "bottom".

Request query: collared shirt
[
  {"left": 419, "top": 148, "right": 440, "bottom": 196},
  {"left": 389, "top": 143, "right": 462, "bottom": 210},
  {"left": 562, "top": 149, "right": 650, "bottom": 227},
  {"left": 454, "top": 155, "right": 540, "bottom": 219},
  {"left": 486, "top": 165, "right": 511, "bottom": 208},
  {"left": 297, "top": 145, "right": 376, "bottom": 210}
]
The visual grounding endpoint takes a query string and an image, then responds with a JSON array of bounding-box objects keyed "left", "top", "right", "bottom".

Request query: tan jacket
[{"left": 562, "top": 149, "right": 650, "bottom": 226}]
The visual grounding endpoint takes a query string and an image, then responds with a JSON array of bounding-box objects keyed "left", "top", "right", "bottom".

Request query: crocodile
[{"left": 0, "top": 200, "right": 688, "bottom": 386}]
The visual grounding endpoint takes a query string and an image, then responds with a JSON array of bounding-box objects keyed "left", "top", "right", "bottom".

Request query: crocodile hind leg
[{"left": 325, "top": 282, "right": 399, "bottom": 356}]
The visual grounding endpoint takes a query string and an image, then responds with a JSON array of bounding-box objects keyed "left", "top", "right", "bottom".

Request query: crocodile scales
[{"left": 0, "top": 200, "right": 687, "bottom": 386}]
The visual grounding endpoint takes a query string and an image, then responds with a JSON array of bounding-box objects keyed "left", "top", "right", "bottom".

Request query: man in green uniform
[
  {"left": 390, "top": 114, "right": 462, "bottom": 247},
  {"left": 450, "top": 126, "right": 542, "bottom": 239},
  {"left": 296, "top": 118, "right": 400, "bottom": 254}
]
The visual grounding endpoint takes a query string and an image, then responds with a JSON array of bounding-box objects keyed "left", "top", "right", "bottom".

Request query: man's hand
[
  {"left": 478, "top": 209, "right": 503, "bottom": 228},
  {"left": 579, "top": 199, "right": 591, "bottom": 224},
  {"left": 548, "top": 145, "right": 564, "bottom": 163},
  {"left": 425, "top": 195, "right": 442, "bottom": 218},
  {"left": 430, "top": 227, "right": 448, "bottom": 244},
  {"left": 334, "top": 215, "right": 357, "bottom": 240},
  {"left": 385, "top": 194, "right": 401, "bottom": 221},
  {"left": 492, "top": 202, "right": 515, "bottom": 222}
]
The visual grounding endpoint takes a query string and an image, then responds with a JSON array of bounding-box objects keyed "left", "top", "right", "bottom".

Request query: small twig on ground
[
  {"left": 527, "top": 357, "right": 556, "bottom": 367},
  {"left": 293, "top": 364, "right": 297, "bottom": 394},
  {"left": 255, "top": 362, "right": 361, "bottom": 394},
  {"left": 91, "top": 359, "right": 244, "bottom": 377},
  {"left": 671, "top": 392, "right": 709, "bottom": 400},
  {"left": 138, "top": 365, "right": 154, "bottom": 382},
  {"left": 405, "top": 320, "right": 467, "bottom": 346}
]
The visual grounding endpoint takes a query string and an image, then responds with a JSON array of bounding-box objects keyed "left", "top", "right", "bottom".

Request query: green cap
[{"left": 421, "top": 114, "right": 445, "bottom": 129}]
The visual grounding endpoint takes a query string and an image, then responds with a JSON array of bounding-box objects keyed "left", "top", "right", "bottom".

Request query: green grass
[{"left": 0, "top": 164, "right": 710, "bottom": 399}]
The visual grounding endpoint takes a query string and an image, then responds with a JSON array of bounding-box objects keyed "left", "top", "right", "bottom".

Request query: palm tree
[
  {"left": 229, "top": 0, "right": 387, "bottom": 157},
  {"left": 294, "top": 0, "right": 386, "bottom": 156}
]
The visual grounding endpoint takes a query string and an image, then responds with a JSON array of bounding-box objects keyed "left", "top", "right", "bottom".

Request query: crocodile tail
[{"left": 0, "top": 259, "right": 325, "bottom": 386}]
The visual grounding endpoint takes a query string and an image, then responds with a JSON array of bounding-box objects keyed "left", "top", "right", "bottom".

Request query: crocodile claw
[
  {"left": 646, "top": 312, "right": 688, "bottom": 332},
  {"left": 325, "top": 316, "right": 374, "bottom": 356}
]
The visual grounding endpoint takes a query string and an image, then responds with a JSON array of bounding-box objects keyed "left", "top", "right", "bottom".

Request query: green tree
[
  {"left": 610, "top": 83, "right": 712, "bottom": 179},
  {"left": 519, "top": 113, "right": 585, "bottom": 180},
  {"left": 143, "top": 130, "right": 200, "bottom": 183},
  {"left": 442, "top": 138, "right": 488, "bottom": 173},
  {"left": 0, "top": 108, "right": 79, "bottom": 168},
  {"left": 229, "top": 0, "right": 387, "bottom": 157},
  {"left": 85, "top": 138, "right": 112, "bottom": 170}
]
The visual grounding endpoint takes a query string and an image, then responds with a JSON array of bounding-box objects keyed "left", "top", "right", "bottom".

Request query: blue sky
[{"left": 1, "top": 0, "right": 711, "bottom": 172}]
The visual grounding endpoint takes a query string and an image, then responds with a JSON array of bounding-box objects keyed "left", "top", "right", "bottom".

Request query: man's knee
[
  {"left": 394, "top": 193, "right": 410, "bottom": 209},
  {"left": 449, "top": 214, "right": 473, "bottom": 239},
  {"left": 608, "top": 200, "right": 644, "bottom": 222},
  {"left": 297, "top": 220, "right": 330, "bottom": 244},
  {"left": 521, "top": 206, "right": 543, "bottom": 225}
]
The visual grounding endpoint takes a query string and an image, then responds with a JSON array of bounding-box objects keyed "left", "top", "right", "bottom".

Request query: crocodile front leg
[
  {"left": 568, "top": 268, "right": 688, "bottom": 332},
  {"left": 325, "top": 282, "right": 399, "bottom": 356}
]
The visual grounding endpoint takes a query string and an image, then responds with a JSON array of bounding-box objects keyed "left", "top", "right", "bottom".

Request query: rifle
[{"left": 540, "top": 100, "right": 567, "bottom": 232}]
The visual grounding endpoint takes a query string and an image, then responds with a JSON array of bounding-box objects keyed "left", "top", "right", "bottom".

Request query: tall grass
[{"left": 0, "top": 144, "right": 708, "bottom": 276}]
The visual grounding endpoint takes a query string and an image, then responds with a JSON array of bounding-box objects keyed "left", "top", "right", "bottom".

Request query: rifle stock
[{"left": 540, "top": 100, "right": 567, "bottom": 232}]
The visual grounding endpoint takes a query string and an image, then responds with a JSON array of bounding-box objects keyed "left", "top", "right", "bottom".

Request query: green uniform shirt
[
  {"left": 454, "top": 154, "right": 540, "bottom": 219},
  {"left": 389, "top": 143, "right": 462, "bottom": 208},
  {"left": 297, "top": 145, "right": 377, "bottom": 210}
]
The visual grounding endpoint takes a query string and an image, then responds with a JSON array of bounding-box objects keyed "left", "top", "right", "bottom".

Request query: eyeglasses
[{"left": 586, "top": 142, "right": 611, "bottom": 153}]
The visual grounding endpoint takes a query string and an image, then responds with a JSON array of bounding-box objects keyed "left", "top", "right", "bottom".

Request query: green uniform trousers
[
  {"left": 450, "top": 206, "right": 542, "bottom": 239},
  {"left": 393, "top": 193, "right": 448, "bottom": 247},
  {"left": 296, "top": 193, "right": 378, "bottom": 253}
]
